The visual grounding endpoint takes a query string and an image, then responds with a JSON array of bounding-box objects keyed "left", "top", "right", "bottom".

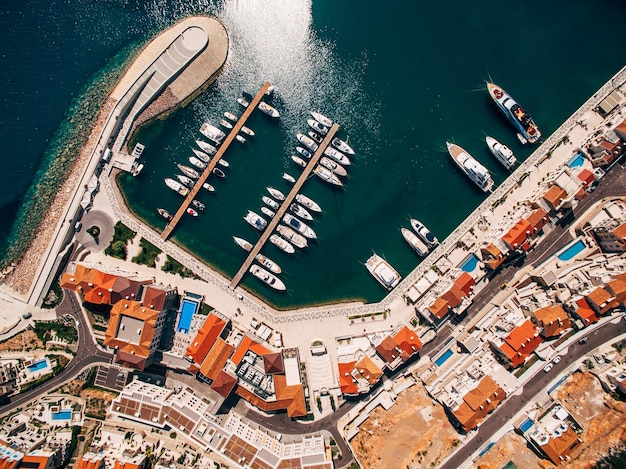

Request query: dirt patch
[
  {"left": 0, "top": 329, "right": 43, "bottom": 352},
  {"left": 350, "top": 382, "right": 459, "bottom": 468},
  {"left": 474, "top": 431, "right": 549, "bottom": 469},
  {"left": 81, "top": 388, "right": 117, "bottom": 419}
]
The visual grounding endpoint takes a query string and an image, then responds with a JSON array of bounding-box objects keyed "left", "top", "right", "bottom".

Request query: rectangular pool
[
  {"left": 51, "top": 410, "right": 72, "bottom": 420},
  {"left": 557, "top": 239, "right": 585, "bottom": 261},
  {"left": 177, "top": 298, "right": 199, "bottom": 333},
  {"left": 434, "top": 349, "right": 453, "bottom": 367},
  {"left": 27, "top": 359, "right": 48, "bottom": 372}
]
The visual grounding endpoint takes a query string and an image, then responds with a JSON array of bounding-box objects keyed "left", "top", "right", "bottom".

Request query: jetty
[
  {"left": 229, "top": 123, "right": 340, "bottom": 288},
  {"left": 161, "top": 82, "right": 272, "bottom": 240}
]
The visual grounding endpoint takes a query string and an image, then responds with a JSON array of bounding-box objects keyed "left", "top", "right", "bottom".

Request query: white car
[
  {"left": 553, "top": 356, "right": 561, "bottom": 364},
  {"left": 543, "top": 363, "right": 554, "bottom": 373}
]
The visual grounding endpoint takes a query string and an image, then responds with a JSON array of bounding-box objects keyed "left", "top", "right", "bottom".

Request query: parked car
[
  {"left": 553, "top": 356, "right": 562, "bottom": 364},
  {"left": 593, "top": 353, "right": 603, "bottom": 364},
  {"left": 543, "top": 363, "right": 554, "bottom": 373},
  {"left": 579, "top": 336, "right": 589, "bottom": 344}
]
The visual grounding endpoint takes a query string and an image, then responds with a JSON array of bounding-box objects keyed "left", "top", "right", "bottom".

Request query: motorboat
[
  {"left": 220, "top": 119, "right": 233, "bottom": 130},
  {"left": 282, "top": 173, "right": 296, "bottom": 183},
  {"left": 258, "top": 101, "right": 280, "bottom": 118},
  {"left": 487, "top": 82, "right": 541, "bottom": 144},
  {"left": 241, "top": 126, "right": 255, "bottom": 137},
  {"left": 233, "top": 236, "right": 253, "bottom": 251},
  {"left": 314, "top": 165, "right": 343, "bottom": 186},
  {"left": 308, "top": 131, "right": 323, "bottom": 144},
  {"left": 446, "top": 142, "right": 494, "bottom": 193},
  {"left": 295, "top": 193, "right": 322, "bottom": 213},
  {"left": 486, "top": 136, "right": 517, "bottom": 170},
  {"left": 365, "top": 253, "right": 401, "bottom": 291},
  {"left": 213, "top": 167, "right": 226, "bottom": 178},
  {"left": 262, "top": 195, "right": 280, "bottom": 210},
  {"left": 324, "top": 146, "right": 351, "bottom": 165},
  {"left": 199, "top": 122, "right": 225, "bottom": 144},
  {"left": 236, "top": 135, "right": 246, "bottom": 144},
  {"left": 217, "top": 159, "right": 229, "bottom": 168},
  {"left": 283, "top": 213, "right": 316, "bottom": 239},
  {"left": 177, "top": 164, "right": 199, "bottom": 179},
  {"left": 254, "top": 254, "right": 282, "bottom": 275},
  {"left": 237, "top": 97, "right": 249, "bottom": 108},
  {"left": 310, "top": 111, "right": 333, "bottom": 127},
  {"left": 261, "top": 206, "right": 276, "bottom": 219},
  {"left": 307, "top": 118, "right": 328, "bottom": 135},
  {"left": 192, "top": 200, "right": 205, "bottom": 211},
  {"left": 189, "top": 156, "right": 206, "bottom": 170},
  {"left": 186, "top": 207, "right": 199, "bottom": 217},
  {"left": 224, "top": 111, "right": 238, "bottom": 121},
  {"left": 192, "top": 148, "right": 211, "bottom": 162},
  {"left": 203, "top": 182, "right": 215, "bottom": 192},
  {"left": 289, "top": 202, "right": 313, "bottom": 221},
  {"left": 196, "top": 139, "right": 217, "bottom": 155},
  {"left": 157, "top": 208, "right": 172, "bottom": 220},
  {"left": 331, "top": 137, "right": 354, "bottom": 155},
  {"left": 165, "top": 178, "right": 189, "bottom": 196},
  {"left": 244, "top": 210, "right": 267, "bottom": 230},
  {"left": 249, "top": 265, "right": 286, "bottom": 291},
  {"left": 270, "top": 234, "right": 295, "bottom": 254},
  {"left": 176, "top": 174, "right": 194, "bottom": 187},
  {"left": 267, "top": 187, "right": 285, "bottom": 201},
  {"left": 265, "top": 85, "right": 275, "bottom": 96},
  {"left": 292, "top": 155, "right": 307, "bottom": 168},
  {"left": 410, "top": 218, "right": 439, "bottom": 249},
  {"left": 277, "top": 225, "right": 308, "bottom": 248},
  {"left": 297, "top": 133, "right": 319, "bottom": 152},
  {"left": 320, "top": 156, "right": 347, "bottom": 177},
  {"left": 296, "top": 146, "right": 312, "bottom": 159},
  {"left": 131, "top": 163, "right": 144, "bottom": 177},
  {"left": 401, "top": 227, "right": 429, "bottom": 257}
]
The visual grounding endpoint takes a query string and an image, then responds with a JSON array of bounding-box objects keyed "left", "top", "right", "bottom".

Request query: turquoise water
[
  {"left": 460, "top": 254, "right": 480, "bottom": 273},
  {"left": 567, "top": 152, "right": 586, "bottom": 168},
  {"left": 3, "top": 1, "right": 626, "bottom": 307},
  {"left": 519, "top": 418, "right": 534, "bottom": 432},
  {"left": 434, "top": 349, "right": 454, "bottom": 367},
  {"left": 177, "top": 298, "right": 199, "bottom": 333},
  {"left": 558, "top": 239, "right": 586, "bottom": 261},
  {"left": 27, "top": 359, "right": 48, "bottom": 372},
  {"left": 51, "top": 410, "right": 72, "bottom": 421}
]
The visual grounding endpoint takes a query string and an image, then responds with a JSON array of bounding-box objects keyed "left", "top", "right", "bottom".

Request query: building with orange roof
[
  {"left": 0, "top": 445, "right": 22, "bottom": 469},
  {"left": 593, "top": 222, "right": 626, "bottom": 252},
  {"left": 481, "top": 243, "right": 506, "bottom": 271},
  {"left": 112, "top": 454, "right": 146, "bottom": 469},
  {"left": 571, "top": 297, "right": 600, "bottom": 326},
  {"left": 502, "top": 218, "right": 532, "bottom": 251},
  {"left": 21, "top": 450, "right": 58, "bottom": 469},
  {"left": 526, "top": 207, "right": 550, "bottom": 234},
  {"left": 575, "top": 168, "right": 595, "bottom": 188},
  {"left": 375, "top": 335, "right": 407, "bottom": 366},
  {"left": 614, "top": 118, "right": 626, "bottom": 141},
  {"left": 393, "top": 325, "right": 423, "bottom": 358},
  {"left": 587, "top": 136, "right": 621, "bottom": 167},
  {"left": 210, "top": 370, "right": 237, "bottom": 399},
  {"left": 490, "top": 319, "right": 542, "bottom": 368},
  {"left": 455, "top": 272, "right": 476, "bottom": 295},
  {"left": 230, "top": 336, "right": 270, "bottom": 367},
  {"left": 607, "top": 277, "right": 626, "bottom": 306},
  {"left": 428, "top": 297, "right": 451, "bottom": 320},
  {"left": 76, "top": 452, "right": 105, "bottom": 469},
  {"left": 185, "top": 312, "right": 228, "bottom": 365},
  {"left": 197, "top": 338, "right": 234, "bottom": 383},
  {"left": 449, "top": 375, "right": 506, "bottom": 432},
  {"left": 353, "top": 355, "right": 383, "bottom": 386},
  {"left": 338, "top": 361, "right": 358, "bottom": 396},
  {"left": 530, "top": 305, "right": 572, "bottom": 338},
  {"left": 542, "top": 185, "right": 568, "bottom": 212},
  {"left": 585, "top": 286, "right": 615, "bottom": 315},
  {"left": 263, "top": 352, "right": 284, "bottom": 375}
]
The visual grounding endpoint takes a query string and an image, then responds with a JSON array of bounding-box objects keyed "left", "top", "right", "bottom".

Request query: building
[
  {"left": 530, "top": 305, "right": 571, "bottom": 339},
  {"left": 75, "top": 452, "right": 105, "bottom": 469},
  {"left": 0, "top": 444, "right": 23, "bottom": 469},
  {"left": 541, "top": 185, "right": 568, "bottom": 213},
  {"left": 570, "top": 298, "right": 600, "bottom": 326},
  {"left": 374, "top": 326, "right": 422, "bottom": 371},
  {"left": 593, "top": 222, "right": 626, "bottom": 252},
  {"left": 587, "top": 136, "right": 622, "bottom": 168},
  {"left": 585, "top": 286, "right": 615, "bottom": 316},
  {"left": 20, "top": 450, "right": 58, "bottom": 469},
  {"left": 490, "top": 319, "right": 542, "bottom": 369},
  {"left": 185, "top": 312, "right": 229, "bottom": 366},
  {"left": 481, "top": 243, "right": 506, "bottom": 271},
  {"left": 0, "top": 361, "right": 18, "bottom": 398},
  {"left": 446, "top": 375, "right": 506, "bottom": 432},
  {"left": 425, "top": 273, "right": 476, "bottom": 321}
]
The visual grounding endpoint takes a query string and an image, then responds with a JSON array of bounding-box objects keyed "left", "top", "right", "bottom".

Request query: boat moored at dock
[
  {"left": 296, "top": 146, "right": 312, "bottom": 159},
  {"left": 487, "top": 82, "right": 541, "bottom": 144},
  {"left": 199, "top": 122, "right": 226, "bottom": 144},
  {"left": 224, "top": 111, "right": 238, "bottom": 121},
  {"left": 486, "top": 136, "right": 517, "bottom": 169},
  {"left": 219, "top": 118, "right": 233, "bottom": 130},
  {"left": 261, "top": 207, "right": 276, "bottom": 219},
  {"left": 307, "top": 118, "right": 328, "bottom": 135},
  {"left": 320, "top": 156, "right": 347, "bottom": 176},
  {"left": 401, "top": 227, "right": 429, "bottom": 256},
  {"left": 255, "top": 254, "right": 282, "bottom": 275},
  {"left": 277, "top": 224, "right": 308, "bottom": 249},
  {"left": 177, "top": 164, "right": 199, "bottom": 179},
  {"left": 289, "top": 202, "right": 313, "bottom": 221},
  {"left": 314, "top": 165, "right": 343, "bottom": 186},
  {"left": 164, "top": 178, "right": 189, "bottom": 196},
  {"left": 233, "top": 236, "right": 253, "bottom": 251},
  {"left": 249, "top": 265, "right": 286, "bottom": 291},
  {"left": 192, "top": 148, "right": 211, "bottom": 162},
  {"left": 292, "top": 155, "right": 307, "bottom": 168},
  {"left": 324, "top": 146, "right": 351, "bottom": 165},
  {"left": 267, "top": 187, "right": 285, "bottom": 201},
  {"left": 196, "top": 139, "right": 217, "bottom": 155},
  {"left": 176, "top": 174, "right": 194, "bottom": 187},
  {"left": 237, "top": 97, "right": 249, "bottom": 108},
  {"left": 310, "top": 111, "right": 333, "bottom": 127},
  {"left": 262, "top": 195, "right": 280, "bottom": 210},
  {"left": 241, "top": 126, "right": 255, "bottom": 136},
  {"left": 283, "top": 213, "right": 316, "bottom": 239},
  {"left": 203, "top": 183, "right": 215, "bottom": 192},
  {"left": 410, "top": 218, "right": 439, "bottom": 249},
  {"left": 297, "top": 133, "right": 319, "bottom": 152},
  {"left": 258, "top": 101, "right": 280, "bottom": 118},
  {"left": 446, "top": 142, "right": 494, "bottom": 193},
  {"left": 331, "top": 136, "right": 354, "bottom": 155},
  {"left": 282, "top": 173, "right": 296, "bottom": 183},
  {"left": 189, "top": 156, "right": 206, "bottom": 170},
  {"left": 269, "top": 234, "right": 295, "bottom": 254},
  {"left": 186, "top": 207, "right": 199, "bottom": 217},
  {"left": 213, "top": 168, "right": 226, "bottom": 178},
  {"left": 158, "top": 208, "right": 172, "bottom": 220},
  {"left": 365, "top": 253, "right": 401, "bottom": 291},
  {"left": 244, "top": 210, "right": 267, "bottom": 231},
  {"left": 295, "top": 194, "right": 322, "bottom": 213}
]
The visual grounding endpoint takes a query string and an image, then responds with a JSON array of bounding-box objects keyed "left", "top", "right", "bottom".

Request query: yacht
[
  {"left": 296, "top": 146, "right": 312, "bottom": 159},
  {"left": 261, "top": 206, "right": 276, "bottom": 219},
  {"left": 241, "top": 126, "right": 255, "bottom": 137},
  {"left": 165, "top": 178, "right": 189, "bottom": 196},
  {"left": 486, "top": 136, "right": 517, "bottom": 170},
  {"left": 487, "top": 82, "right": 541, "bottom": 144},
  {"left": 199, "top": 123, "right": 225, "bottom": 144},
  {"left": 157, "top": 208, "right": 172, "bottom": 220},
  {"left": 295, "top": 194, "right": 322, "bottom": 213},
  {"left": 217, "top": 159, "right": 229, "bottom": 168},
  {"left": 192, "top": 148, "right": 211, "bottom": 162},
  {"left": 213, "top": 167, "right": 226, "bottom": 178},
  {"left": 310, "top": 111, "right": 333, "bottom": 127},
  {"left": 262, "top": 195, "right": 280, "bottom": 210},
  {"left": 203, "top": 182, "right": 215, "bottom": 192},
  {"left": 267, "top": 187, "right": 285, "bottom": 201},
  {"left": 324, "top": 146, "right": 351, "bottom": 165},
  {"left": 196, "top": 139, "right": 217, "bottom": 155},
  {"left": 131, "top": 163, "right": 144, "bottom": 177},
  {"left": 176, "top": 174, "right": 194, "bottom": 187},
  {"left": 320, "top": 156, "right": 347, "bottom": 177},
  {"left": 314, "top": 165, "right": 343, "bottom": 186},
  {"left": 277, "top": 225, "right": 308, "bottom": 248},
  {"left": 237, "top": 97, "right": 249, "bottom": 108},
  {"left": 224, "top": 111, "right": 238, "bottom": 121},
  {"left": 297, "top": 133, "right": 319, "bottom": 152},
  {"left": 249, "top": 265, "right": 286, "bottom": 291},
  {"left": 186, "top": 207, "right": 199, "bottom": 217},
  {"left": 282, "top": 173, "right": 296, "bottom": 183},
  {"left": 410, "top": 218, "right": 439, "bottom": 249},
  {"left": 192, "top": 200, "right": 205, "bottom": 211},
  {"left": 219, "top": 119, "right": 233, "bottom": 130},
  {"left": 244, "top": 210, "right": 267, "bottom": 231},
  {"left": 254, "top": 255, "right": 282, "bottom": 275},
  {"left": 177, "top": 164, "right": 199, "bottom": 179},
  {"left": 233, "top": 236, "right": 253, "bottom": 251},
  {"left": 308, "top": 131, "right": 323, "bottom": 144},
  {"left": 331, "top": 137, "right": 355, "bottom": 155},
  {"left": 236, "top": 135, "right": 246, "bottom": 144},
  {"left": 446, "top": 142, "right": 494, "bottom": 193},
  {"left": 401, "top": 227, "right": 429, "bottom": 257},
  {"left": 283, "top": 214, "right": 316, "bottom": 239},
  {"left": 289, "top": 202, "right": 313, "bottom": 221},
  {"left": 258, "top": 101, "right": 280, "bottom": 118},
  {"left": 365, "top": 254, "right": 401, "bottom": 291},
  {"left": 270, "top": 234, "right": 295, "bottom": 254},
  {"left": 307, "top": 118, "right": 328, "bottom": 135},
  {"left": 292, "top": 155, "right": 307, "bottom": 168},
  {"left": 189, "top": 156, "right": 206, "bottom": 170}
]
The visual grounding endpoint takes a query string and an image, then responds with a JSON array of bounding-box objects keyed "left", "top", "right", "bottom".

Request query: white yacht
[
  {"left": 331, "top": 137, "right": 354, "bottom": 155},
  {"left": 401, "top": 227, "right": 429, "bottom": 257},
  {"left": 410, "top": 218, "right": 439, "bottom": 249},
  {"left": 486, "top": 136, "right": 517, "bottom": 170},
  {"left": 267, "top": 187, "right": 285, "bottom": 201},
  {"left": 296, "top": 146, "right": 313, "bottom": 159},
  {"left": 297, "top": 133, "right": 319, "bottom": 152},
  {"left": 258, "top": 101, "right": 280, "bottom": 118},
  {"left": 314, "top": 165, "right": 343, "bottom": 187},
  {"left": 365, "top": 254, "right": 401, "bottom": 291},
  {"left": 219, "top": 119, "right": 233, "bottom": 130},
  {"left": 262, "top": 195, "right": 280, "bottom": 210},
  {"left": 241, "top": 126, "right": 255, "bottom": 137},
  {"left": 277, "top": 225, "right": 308, "bottom": 249},
  {"left": 244, "top": 210, "right": 267, "bottom": 231},
  {"left": 289, "top": 202, "right": 313, "bottom": 221},
  {"left": 270, "top": 234, "right": 295, "bottom": 254},
  {"left": 307, "top": 118, "right": 328, "bottom": 135},
  {"left": 202, "top": 182, "right": 215, "bottom": 192},
  {"left": 196, "top": 139, "right": 217, "bottom": 155},
  {"left": 164, "top": 178, "right": 189, "bottom": 196},
  {"left": 249, "top": 265, "right": 286, "bottom": 291},
  {"left": 177, "top": 164, "right": 199, "bottom": 179},
  {"left": 176, "top": 174, "right": 194, "bottom": 187},
  {"left": 192, "top": 148, "right": 211, "bottom": 163},
  {"left": 189, "top": 156, "right": 206, "bottom": 170},
  {"left": 199, "top": 123, "right": 225, "bottom": 144},
  {"left": 292, "top": 155, "right": 307, "bottom": 168},
  {"left": 487, "top": 82, "right": 541, "bottom": 144},
  {"left": 283, "top": 214, "right": 316, "bottom": 239},
  {"left": 236, "top": 135, "right": 246, "bottom": 144},
  {"left": 310, "top": 111, "right": 333, "bottom": 127},
  {"left": 308, "top": 131, "right": 323, "bottom": 144},
  {"left": 237, "top": 97, "right": 249, "bottom": 108},
  {"left": 295, "top": 194, "right": 322, "bottom": 213},
  {"left": 217, "top": 159, "right": 229, "bottom": 168},
  {"left": 320, "top": 156, "right": 347, "bottom": 177},
  {"left": 260, "top": 206, "right": 276, "bottom": 219},
  {"left": 282, "top": 173, "right": 296, "bottom": 183},
  {"left": 233, "top": 236, "right": 253, "bottom": 251},
  {"left": 255, "top": 254, "right": 282, "bottom": 275},
  {"left": 446, "top": 142, "right": 494, "bottom": 193},
  {"left": 324, "top": 146, "right": 351, "bottom": 165},
  {"left": 224, "top": 111, "right": 238, "bottom": 121}
]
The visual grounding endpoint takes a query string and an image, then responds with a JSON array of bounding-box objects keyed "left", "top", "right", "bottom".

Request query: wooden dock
[
  {"left": 230, "top": 122, "right": 340, "bottom": 288},
  {"left": 161, "top": 82, "right": 272, "bottom": 240}
]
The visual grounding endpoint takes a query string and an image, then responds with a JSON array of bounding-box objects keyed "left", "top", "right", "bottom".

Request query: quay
[
  {"left": 229, "top": 122, "right": 340, "bottom": 288},
  {"left": 161, "top": 82, "right": 272, "bottom": 240}
]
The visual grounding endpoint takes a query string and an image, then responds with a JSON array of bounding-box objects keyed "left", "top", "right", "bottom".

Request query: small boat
[
  {"left": 295, "top": 193, "right": 322, "bottom": 213},
  {"left": 292, "top": 155, "right": 307, "bottom": 168},
  {"left": 290, "top": 202, "right": 313, "bottom": 221},
  {"left": 244, "top": 210, "right": 267, "bottom": 230},
  {"left": 307, "top": 118, "right": 328, "bottom": 135},
  {"left": 296, "top": 146, "right": 312, "bottom": 159},
  {"left": 186, "top": 207, "right": 199, "bottom": 217},
  {"left": 192, "top": 148, "right": 211, "bottom": 163},
  {"left": 277, "top": 225, "right": 308, "bottom": 249},
  {"left": 331, "top": 137, "right": 354, "bottom": 155},
  {"left": 314, "top": 165, "right": 343, "bottom": 186},
  {"left": 233, "top": 236, "right": 253, "bottom": 251},
  {"left": 213, "top": 168, "right": 226, "bottom": 178},
  {"left": 196, "top": 139, "right": 217, "bottom": 155},
  {"left": 261, "top": 206, "right": 276, "bottom": 219},
  {"left": 308, "top": 131, "right": 323, "bottom": 144},
  {"left": 265, "top": 85, "right": 275, "bottom": 96},
  {"left": 249, "top": 265, "right": 286, "bottom": 291},
  {"left": 486, "top": 82, "right": 541, "bottom": 144},
  {"left": 237, "top": 97, "right": 249, "bottom": 108},
  {"left": 236, "top": 135, "right": 246, "bottom": 144},
  {"left": 401, "top": 227, "right": 429, "bottom": 257},
  {"left": 365, "top": 254, "right": 401, "bottom": 291},
  {"left": 486, "top": 136, "right": 517, "bottom": 170},
  {"left": 410, "top": 218, "right": 438, "bottom": 249},
  {"left": 255, "top": 254, "right": 282, "bottom": 275},
  {"left": 203, "top": 182, "right": 215, "bottom": 192},
  {"left": 446, "top": 142, "right": 494, "bottom": 193},
  {"left": 241, "top": 126, "right": 255, "bottom": 137},
  {"left": 218, "top": 159, "right": 230, "bottom": 168},
  {"left": 262, "top": 195, "right": 280, "bottom": 210},
  {"left": 157, "top": 208, "right": 172, "bottom": 220},
  {"left": 189, "top": 156, "right": 207, "bottom": 170},
  {"left": 283, "top": 213, "right": 316, "bottom": 239},
  {"left": 165, "top": 178, "right": 189, "bottom": 196},
  {"left": 220, "top": 119, "right": 233, "bottom": 130},
  {"left": 131, "top": 163, "right": 144, "bottom": 177},
  {"left": 267, "top": 187, "right": 285, "bottom": 201},
  {"left": 176, "top": 174, "right": 194, "bottom": 187},
  {"left": 199, "top": 122, "right": 225, "bottom": 144},
  {"left": 320, "top": 156, "right": 347, "bottom": 177},
  {"left": 192, "top": 200, "right": 205, "bottom": 211},
  {"left": 224, "top": 111, "right": 238, "bottom": 121},
  {"left": 324, "top": 146, "right": 351, "bottom": 165},
  {"left": 297, "top": 133, "right": 319, "bottom": 152},
  {"left": 177, "top": 164, "right": 199, "bottom": 179},
  {"left": 310, "top": 111, "right": 333, "bottom": 127},
  {"left": 258, "top": 101, "right": 280, "bottom": 118},
  {"left": 282, "top": 173, "right": 296, "bottom": 183},
  {"left": 270, "top": 234, "right": 295, "bottom": 254}
]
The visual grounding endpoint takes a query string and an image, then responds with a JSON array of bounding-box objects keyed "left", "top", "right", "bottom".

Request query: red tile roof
[
  {"left": 186, "top": 313, "right": 227, "bottom": 365},
  {"left": 104, "top": 301, "right": 160, "bottom": 365},
  {"left": 613, "top": 223, "right": 626, "bottom": 241},
  {"left": 235, "top": 375, "right": 306, "bottom": 417},
  {"left": 533, "top": 305, "right": 571, "bottom": 338},
  {"left": 230, "top": 336, "right": 270, "bottom": 366},
  {"left": 375, "top": 335, "right": 405, "bottom": 364},
  {"left": 454, "top": 272, "right": 476, "bottom": 296},
  {"left": 263, "top": 352, "right": 284, "bottom": 374},
  {"left": 451, "top": 375, "right": 506, "bottom": 432},
  {"left": 542, "top": 185, "right": 567, "bottom": 211},
  {"left": 500, "top": 320, "right": 542, "bottom": 368},
  {"left": 525, "top": 208, "right": 549, "bottom": 234},
  {"left": 393, "top": 326, "right": 422, "bottom": 357},
  {"left": 586, "top": 287, "right": 614, "bottom": 314},
  {"left": 198, "top": 338, "right": 234, "bottom": 382},
  {"left": 574, "top": 298, "right": 600, "bottom": 325},
  {"left": 576, "top": 168, "right": 595, "bottom": 187},
  {"left": 210, "top": 370, "right": 238, "bottom": 398},
  {"left": 502, "top": 218, "right": 532, "bottom": 250},
  {"left": 338, "top": 361, "right": 358, "bottom": 396}
]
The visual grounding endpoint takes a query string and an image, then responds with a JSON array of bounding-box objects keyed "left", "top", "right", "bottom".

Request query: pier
[
  {"left": 161, "top": 82, "right": 272, "bottom": 240},
  {"left": 229, "top": 122, "right": 340, "bottom": 288}
]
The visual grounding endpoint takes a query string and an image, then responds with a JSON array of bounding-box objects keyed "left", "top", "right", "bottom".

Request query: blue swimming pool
[
  {"left": 27, "top": 359, "right": 48, "bottom": 372},
  {"left": 177, "top": 299, "right": 199, "bottom": 333},
  {"left": 434, "top": 349, "right": 453, "bottom": 367},
  {"left": 519, "top": 418, "right": 534, "bottom": 432},
  {"left": 567, "top": 152, "right": 586, "bottom": 168},
  {"left": 460, "top": 254, "right": 480, "bottom": 273},
  {"left": 557, "top": 239, "right": 585, "bottom": 261},
  {"left": 51, "top": 410, "right": 72, "bottom": 421}
]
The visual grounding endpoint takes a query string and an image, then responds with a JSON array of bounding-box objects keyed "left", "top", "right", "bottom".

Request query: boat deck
[
  {"left": 161, "top": 82, "right": 272, "bottom": 240},
  {"left": 229, "top": 122, "right": 340, "bottom": 289}
]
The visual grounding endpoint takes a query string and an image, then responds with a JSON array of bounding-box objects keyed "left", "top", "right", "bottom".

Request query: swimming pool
[
  {"left": 434, "top": 349, "right": 453, "bottom": 367},
  {"left": 519, "top": 418, "right": 534, "bottom": 432},
  {"left": 567, "top": 152, "right": 586, "bottom": 168},
  {"left": 460, "top": 253, "right": 480, "bottom": 273},
  {"left": 177, "top": 298, "right": 199, "bottom": 333},
  {"left": 27, "top": 359, "right": 48, "bottom": 372},
  {"left": 557, "top": 239, "right": 585, "bottom": 261},
  {"left": 51, "top": 410, "right": 72, "bottom": 421}
]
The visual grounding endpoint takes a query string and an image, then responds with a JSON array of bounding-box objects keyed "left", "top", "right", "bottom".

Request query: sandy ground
[{"left": 0, "top": 329, "right": 43, "bottom": 352}]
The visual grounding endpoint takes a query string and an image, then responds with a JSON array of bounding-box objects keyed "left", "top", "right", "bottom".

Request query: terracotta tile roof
[
  {"left": 113, "top": 457, "right": 146, "bottom": 469},
  {"left": 539, "top": 426, "right": 581, "bottom": 465},
  {"left": 585, "top": 287, "right": 614, "bottom": 314},
  {"left": 451, "top": 375, "right": 506, "bottom": 432},
  {"left": 230, "top": 336, "right": 270, "bottom": 367},
  {"left": 60, "top": 265, "right": 150, "bottom": 305},
  {"left": 76, "top": 456, "right": 104, "bottom": 469},
  {"left": 210, "top": 370, "right": 238, "bottom": 398},
  {"left": 607, "top": 278, "right": 626, "bottom": 305},
  {"left": 576, "top": 168, "right": 595, "bottom": 186},
  {"left": 533, "top": 305, "right": 571, "bottom": 338},
  {"left": 104, "top": 300, "right": 160, "bottom": 364},
  {"left": 186, "top": 313, "right": 227, "bottom": 365},
  {"left": 481, "top": 243, "right": 505, "bottom": 271},
  {"left": 502, "top": 218, "right": 532, "bottom": 250},
  {"left": 542, "top": 185, "right": 567, "bottom": 211},
  {"left": 375, "top": 335, "right": 404, "bottom": 364},
  {"left": 141, "top": 285, "right": 168, "bottom": 311},
  {"left": 613, "top": 223, "right": 626, "bottom": 241},
  {"left": 263, "top": 352, "right": 284, "bottom": 375},
  {"left": 21, "top": 455, "right": 53, "bottom": 469},
  {"left": 525, "top": 208, "right": 549, "bottom": 234},
  {"left": 235, "top": 375, "right": 306, "bottom": 417},
  {"left": 455, "top": 272, "right": 476, "bottom": 296},
  {"left": 338, "top": 361, "right": 358, "bottom": 395},
  {"left": 354, "top": 355, "right": 383, "bottom": 385},
  {"left": 574, "top": 298, "right": 600, "bottom": 325},
  {"left": 198, "top": 338, "right": 234, "bottom": 382},
  {"left": 428, "top": 297, "right": 450, "bottom": 319},
  {"left": 393, "top": 325, "right": 422, "bottom": 357},
  {"left": 115, "top": 350, "right": 147, "bottom": 371},
  {"left": 500, "top": 320, "right": 542, "bottom": 368},
  {"left": 442, "top": 284, "right": 465, "bottom": 309}
]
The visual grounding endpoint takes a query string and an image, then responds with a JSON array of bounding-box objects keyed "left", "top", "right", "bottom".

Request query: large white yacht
[{"left": 446, "top": 142, "right": 494, "bottom": 193}]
